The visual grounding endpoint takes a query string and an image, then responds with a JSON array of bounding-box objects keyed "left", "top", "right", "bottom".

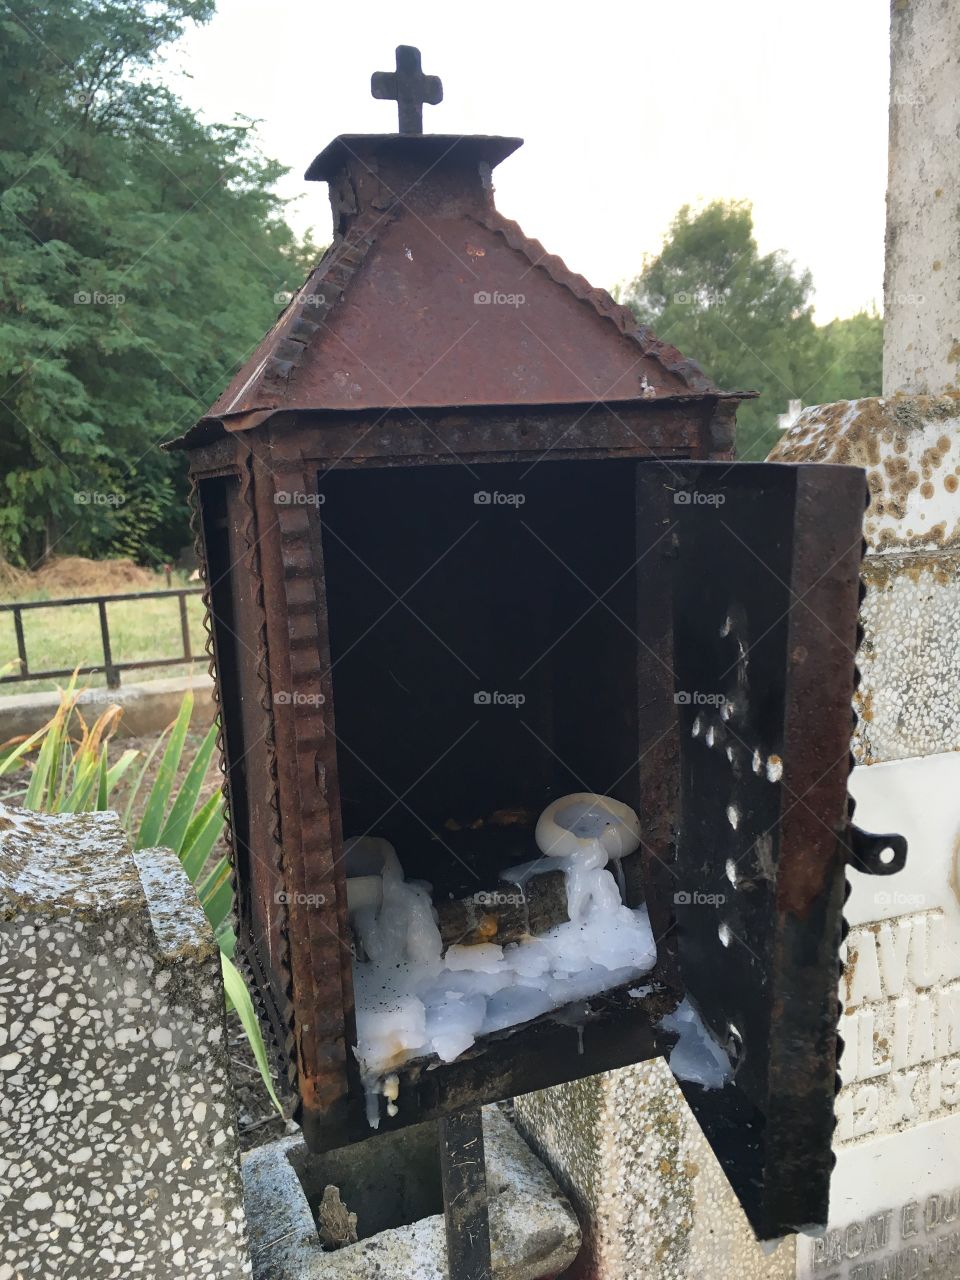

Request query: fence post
[
  {"left": 97, "top": 599, "right": 120, "bottom": 689},
  {"left": 178, "top": 592, "right": 192, "bottom": 662},
  {"left": 12, "top": 606, "right": 27, "bottom": 678}
]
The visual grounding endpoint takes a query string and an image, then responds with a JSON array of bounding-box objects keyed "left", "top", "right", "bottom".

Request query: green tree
[
  {"left": 814, "top": 310, "right": 883, "bottom": 407},
  {"left": 621, "top": 201, "right": 882, "bottom": 459},
  {"left": 0, "top": 1, "right": 317, "bottom": 566}
]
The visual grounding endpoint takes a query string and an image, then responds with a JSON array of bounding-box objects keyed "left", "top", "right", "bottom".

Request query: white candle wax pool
[{"left": 348, "top": 794, "right": 656, "bottom": 1126}]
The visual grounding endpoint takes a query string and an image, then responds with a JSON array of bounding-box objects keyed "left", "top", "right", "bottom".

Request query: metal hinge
[{"left": 842, "top": 824, "right": 908, "bottom": 876}]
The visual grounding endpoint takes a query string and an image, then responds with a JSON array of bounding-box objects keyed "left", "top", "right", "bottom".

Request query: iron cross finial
[{"left": 371, "top": 45, "right": 443, "bottom": 135}]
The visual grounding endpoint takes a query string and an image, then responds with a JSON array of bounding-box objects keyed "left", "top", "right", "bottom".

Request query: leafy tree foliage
[
  {"left": 621, "top": 201, "right": 882, "bottom": 459},
  {"left": 0, "top": 1, "right": 317, "bottom": 565}
]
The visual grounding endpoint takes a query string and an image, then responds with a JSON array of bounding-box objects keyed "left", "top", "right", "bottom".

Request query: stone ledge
[
  {"left": 241, "top": 1106, "right": 581, "bottom": 1280},
  {"left": 769, "top": 395, "right": 960, "bottom": 554},
  {"left": 0, "top": 672, "right": 215, "bottom": 742},
  {"left": 0, "top": 808, "right": 139, "bottom": 920}
]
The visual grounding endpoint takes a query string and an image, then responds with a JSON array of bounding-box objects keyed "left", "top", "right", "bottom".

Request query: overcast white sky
[{"left": 162, "top": 0, "right": 890, "bottom": 322}]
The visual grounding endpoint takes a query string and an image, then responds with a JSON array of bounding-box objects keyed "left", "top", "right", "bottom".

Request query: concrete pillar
[
  {"left": 0, "top": 806, "right": 251, "bottom": 1280},
  {"left": 883, "top": 0, "right": 960, "bottom": 395},
  {"left": 513, "top": 1061, "right": 793, "bottom": 1279}
]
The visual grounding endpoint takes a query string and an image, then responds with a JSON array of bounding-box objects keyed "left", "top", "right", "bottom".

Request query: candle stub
[
  {"left": 534, "top": 793, "right": 641, "bottom": 859},
  {"left": 533, "top": 793, "right": 641, "bottom": 923}
]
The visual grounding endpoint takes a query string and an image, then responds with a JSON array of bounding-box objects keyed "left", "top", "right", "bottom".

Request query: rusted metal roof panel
[{"left": 185, "top": 134, "right": 739, "bottom": 442}]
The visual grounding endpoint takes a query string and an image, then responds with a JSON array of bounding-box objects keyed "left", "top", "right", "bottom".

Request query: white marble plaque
[{"left": 796, "top": 751, "right": 960, "bottom": 1279}]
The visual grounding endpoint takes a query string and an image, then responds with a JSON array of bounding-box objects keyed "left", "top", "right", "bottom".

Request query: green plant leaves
[
  {"left": 156, "top": 719, "right": 219, "bottom": 853},
  {"left": 221, "top": 953, "right": 282, "bottom": 1114},
  {"left": 135, "top": 691, "right": 193, "bottom": 849}
]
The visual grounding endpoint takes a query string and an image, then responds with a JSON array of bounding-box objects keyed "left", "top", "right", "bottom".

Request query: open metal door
[{"left": 636, "top": 461, "right": 906, "bottom": 1240}]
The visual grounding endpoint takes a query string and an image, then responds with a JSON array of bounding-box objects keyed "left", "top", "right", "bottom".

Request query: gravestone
[
  {"left": 771, "top": 4, "right": 960, "bottom": 1276},
  {"left": 0, "top": 805, "right": 251, "bottom": 1280}
]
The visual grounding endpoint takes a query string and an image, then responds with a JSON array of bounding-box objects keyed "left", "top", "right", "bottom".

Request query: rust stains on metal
[{"left": 167, "top": 133, "right": 746, "bottom": 450}]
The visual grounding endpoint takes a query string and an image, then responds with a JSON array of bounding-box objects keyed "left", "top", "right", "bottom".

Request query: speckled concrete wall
[
  {"left": 884, "top": 0, "right": 960, "bottom": 397},
  {"left": 514, "top": 1060, "right": 795, "bottom": 1280},
  {"left": 0, "top": 805, "right": 250, "bottom": 1280},
  {"left": 770, "top": 394, "right": 960, "bottom": 763}
]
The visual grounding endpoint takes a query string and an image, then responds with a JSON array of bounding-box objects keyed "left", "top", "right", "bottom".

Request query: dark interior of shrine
[{"left": 319, "top": 458, "right": 645, "bottom": 899}]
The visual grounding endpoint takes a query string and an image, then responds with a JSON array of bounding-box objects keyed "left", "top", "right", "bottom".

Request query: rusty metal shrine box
[{"left": 168, "top": 88, "right": 906, "bottom": 1242}]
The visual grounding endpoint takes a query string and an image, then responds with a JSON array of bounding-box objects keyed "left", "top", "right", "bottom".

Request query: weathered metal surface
[
  {"left": 173, "top": 400, "right": 719, "bottom": 458},
  {"left": 248, "top": 438, "right": 357, "bottom": 1125},
  {"left": 438, "top": 1108, "right": 493, "bottom": 1280},
  {"left": 371, "top": 45, "right": 443, "bottom": 135},
  {"left": 166, "top": 131, "right": 747, "bottom": 445},
  {"left": 633, "top": 462, "right": 879, "bottom": 1240}
]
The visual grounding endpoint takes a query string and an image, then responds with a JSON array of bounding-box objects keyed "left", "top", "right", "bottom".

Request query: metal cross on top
[{"left": 371, "top": 45, "right": 443, "bottom": 135}]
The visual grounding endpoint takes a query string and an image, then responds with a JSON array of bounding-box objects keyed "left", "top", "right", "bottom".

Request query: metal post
[
  {"left": 178, "top": 592, "right": 192, "bottom": 661},
  {"left": 438, "top": 1108, "right": 492, "bottom": 1280},
  {"left": 12, "top": 606, "right": 27, "bottom": 677},
  {"left": 97, "top": 599, "right": 120, "bottom": 689}
]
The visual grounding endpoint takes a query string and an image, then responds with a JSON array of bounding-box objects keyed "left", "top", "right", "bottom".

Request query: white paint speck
[
  {"left": 725, "top": 859, "right": 738, "bottom": 887},
  {"left": 766, "top": 755, "right": 783, "bottom": 782},
  {"left": 726, "top": 805, "right": 740, "bottom": 830},
  {"left": 718, "top": 923, "right": 732, "bottom": 948}
]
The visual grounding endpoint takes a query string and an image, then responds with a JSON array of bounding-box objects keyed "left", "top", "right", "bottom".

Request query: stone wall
[{"left": 0, "top": 806, "right": 250, "bottom": 1280}]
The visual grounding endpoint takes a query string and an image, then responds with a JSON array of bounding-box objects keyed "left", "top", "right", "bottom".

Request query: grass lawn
[{"left": 0, "top": 569, "right": 208, "bottom": 695}]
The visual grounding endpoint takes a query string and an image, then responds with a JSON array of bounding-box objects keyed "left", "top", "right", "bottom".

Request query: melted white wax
[
  {"left": 350, "top": 795, "right": 656, "bottom": 1125},
  {"left": 658, "top": 997, "right": 732, "bottom": 1089}
]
